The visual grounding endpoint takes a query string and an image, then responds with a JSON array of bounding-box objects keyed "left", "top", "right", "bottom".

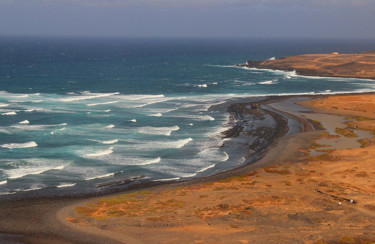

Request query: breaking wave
[
  {"left": 1, "top": 141, "right": 38, "bottom": 149},
  {"left": 84, "top": 147, "right": 114, "bottom": 157},
  {"left": 92, "top": 139, "right": 119, "bottom": 145},
  {"left": 259, "top": 79, "right": 278, "bottom": 85},
  {"left": 138, "top": 125, "right": 180, "bottom": 136}
]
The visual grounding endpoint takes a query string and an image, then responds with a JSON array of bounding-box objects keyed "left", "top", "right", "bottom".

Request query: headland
[{"left": 241, "top": 50, "right": 375, "bottom": 80}]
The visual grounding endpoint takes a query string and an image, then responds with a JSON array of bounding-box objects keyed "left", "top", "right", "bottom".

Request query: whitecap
[
  {"left": 84, "top": 147, "right": 114, "bottom": 157},
  {"left": 0, "top": 103, "right": 9, "bottom": 108},
  {"left": 196, "top": 84, "right": 208, "bottom": 88},
  {"left": 2, "top": 111, "right": 17, "bottom": 116},
  {"left": 138, "top": 125, "right": 179, "bottom": 136},
  {"left": 136, "top": 157, "right": 162, "bottom": 166},
  {"left": 6, "top": 164, "right": 66, "bottom": 180},
  {"left": 268, "top": 57, "right": 276, "bottom": 60},
  {"left": 1, "top": 141, "right": 38, "bottom": 149},
  {"left": 11, "top": 123, "right": 67, "bottom": 131},
  {"left": 0, "top": 180, "right": 7, "bottom": 185},
  {"left": 149, "top": 113, "right": 163, "bottom": 117},
  {"left": 92, "top": 139, "right": 119, "bottom": 145},
  {"left": 130, "top": 119, "right": 137, "bottom": 123},
  {"left": 25, "top": 109, "right": 35, "bottom": 112},
  {"left": 58, "top": 92, "right": 119, "bottom": 102},
  {"left": 174, "top": 138, "right": 193, "bottom": 148},
  {"left": 87, "top": 101, "right": 119, "bottom": 106},
  {"left": 170, "top": 114, "right": 215, "bottom": 121},
  {"left": 19, "top": 120, "right": 30, "bottom": 124},
  {"left": 259, "top": 79, "right": 278, "bottom": 85},
  {"left": 105, "top": 124, "right": 115, "bottom": 128}
]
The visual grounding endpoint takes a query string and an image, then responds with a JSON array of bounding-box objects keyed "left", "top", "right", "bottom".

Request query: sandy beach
[{"left": 1, "top": 93, "right": 375, "bottom": 243}]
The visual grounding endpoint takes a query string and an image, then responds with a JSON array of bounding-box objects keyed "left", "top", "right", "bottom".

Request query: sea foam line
[
  {"left": 196, "top": 164, "right": 216, "bottom": 173},
  {"left": 85, "top": 172, "right": 115, "bottom": 181},
  {"left": 57, "top": 183, "right": 77, "bottom": 188}
]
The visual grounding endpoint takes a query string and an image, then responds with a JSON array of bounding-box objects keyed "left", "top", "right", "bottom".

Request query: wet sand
[{"left": 2, "top": 94, "right": 375, "bottom": 243}]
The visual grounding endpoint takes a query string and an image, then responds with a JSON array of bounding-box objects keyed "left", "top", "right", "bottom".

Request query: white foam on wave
[
  {"left": 123, "top": 94, "right": 165, "bottom": 101},
  {"left": 84, "top": 147, "right": 114, "bottom": 157},
  {"left": 105, "top": 124, "right": 115, "bottom": 128},
  {"left": 6, "top": 164, "right": 66, "bottom": 180},
  {"left": 138, "top": 125, "right": 179, "bottom": 136},
  {"left": 196, "top": 84, "right": 208, "bottom": 88},
  {"left": 19, "top": 120, "right": 30, "bottom": 124},
  {"left": 153, "top": 177, "right": 180, "bottom": 182},
  {"left": 199, "top": 148, "right": 229, "bottom": 162},
  {"left": 12, "top": 94, "right": 29, "bottom": 98},
  {"left": 136, "top": 157, "right": 162, "bottom": 166},
  {"left": 268, "top": 57, "right": 276, "bottom": 60},
  {"left": 1, "top": 141, "right": 38, "bottom": 149},
  {"left": 174, "top": 138, "right": 193, "bottom": 148},
  {"left": 130, "top": 119, "right": 137, "bottom": 123},
  {"left": 19, "top": 185, "right": 46, "bottom": 192},
  {"left": 259, "top": 79, "right": 278, "bottom": 85},
  {"left": 85, "top": 172, "right": 115, "bottom": 181},
  {"left": 87, "top": 101, "right": 119, "bottom": 106},
  {"left": 0, "top": 180, "right": 7, "bottom": 185},
  {"left": 25, "top": 109, "right": 35, "bottom": 112},
  {"left": 197, "top": 164, "right": 216, "bottom": 173},
  {"left": 0, "top": 103, "right": 9, "bottom": 108},
  {"left": 180, "top": 172, "right": 197, "bottom": 178},
  {"left": 173, "top": 114, "right": 215, "bottom": 121},
  {"left": 57, "top": 183, "right": 77, "bottom": 188},
  {"left": 92, "top": 139, "right": 119, "bottom": 145},
  {"left": 2, "top": 111, "right": 17, "bottom": 116},
  {"left": 58, "top": 92, "right": 119, "bottom": 102},
  {"left": 150, "top": 113, "right": 163, "bottom": 117},
  {"left": 11, "top": 123, "right": 67, "bottom": 131},
  {"left": 127, "top": 95, "right": 177, "bottom": 108}
]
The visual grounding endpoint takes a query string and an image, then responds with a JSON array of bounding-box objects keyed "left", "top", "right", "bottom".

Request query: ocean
[{"left": 0, "top": 37, "right": 374, "bottom": 198}]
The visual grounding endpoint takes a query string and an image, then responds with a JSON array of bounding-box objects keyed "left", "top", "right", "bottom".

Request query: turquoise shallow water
[{"left": 0, "top": 37, "right": 374, "bottom": 197}]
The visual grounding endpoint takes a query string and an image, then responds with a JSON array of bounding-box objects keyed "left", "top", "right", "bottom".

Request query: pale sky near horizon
[{"left": 0, "top": 0, "right": 374, "bottom": 39}]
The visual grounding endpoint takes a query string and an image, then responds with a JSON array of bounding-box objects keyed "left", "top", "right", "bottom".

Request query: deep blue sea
[{"left": 0, "top": 37, "right": 374, "bottom": 197}]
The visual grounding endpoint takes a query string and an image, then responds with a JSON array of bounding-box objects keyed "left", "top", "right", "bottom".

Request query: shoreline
[
  {"left": 1, "top": 92, "right": 375, "bottom": 243},
  {"left": 0, "top": 94, "right": 322, "bottom": 243}
]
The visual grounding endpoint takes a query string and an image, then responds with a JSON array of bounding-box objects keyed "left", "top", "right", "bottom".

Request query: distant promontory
[{"left": 240, "top": 50, "right": 375, "bottom": 80}]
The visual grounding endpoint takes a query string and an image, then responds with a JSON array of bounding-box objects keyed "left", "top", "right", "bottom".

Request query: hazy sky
[{"left": 1, "top": 0, "right": 374, "bottom": 39}]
